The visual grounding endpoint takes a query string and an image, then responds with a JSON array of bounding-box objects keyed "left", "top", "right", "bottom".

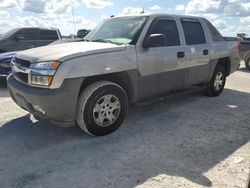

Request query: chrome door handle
[
  {"left": 203, "top": 49, "right": 209, "bottom": 55},
  {"left": 177, "top": 51, "right": 185, "bottom": 58}
]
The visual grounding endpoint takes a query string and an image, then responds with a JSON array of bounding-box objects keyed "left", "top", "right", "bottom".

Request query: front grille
[
  {"left": 15, "top": 58, "right": 31, "bottom": 68},
  {"left": 14, "top": 72, "right": 28, "bottom": 83},
  {"left": 12, "top": 57, "right": 31, "bottom": 84}
]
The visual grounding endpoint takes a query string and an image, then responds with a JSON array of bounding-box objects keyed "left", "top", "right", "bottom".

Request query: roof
[
  {"left": 112, "top": 13, "right": 202, "bottom": 19},
  {"left": 14, "top": 27, "right": 59, "bottom": 31}
]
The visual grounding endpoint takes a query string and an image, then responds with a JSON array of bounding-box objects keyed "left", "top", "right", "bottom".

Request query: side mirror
[
  {"left": 143, "top": 34, "right": 167, "bottom": 48},
  {"left": 15, "top": 34, "right": 24, "bottom": 41}
]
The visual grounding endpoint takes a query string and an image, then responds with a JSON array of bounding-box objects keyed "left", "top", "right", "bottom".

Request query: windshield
[
  {"left": 1, "top": 28, "right": 19, "bottom": 38},
  {"left": 85, "top": 16, "right": 148, "bottom": 45}
]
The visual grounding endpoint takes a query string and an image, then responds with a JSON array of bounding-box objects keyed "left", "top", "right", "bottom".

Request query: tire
[
  {"left": 76, "top": 81, "right": 128, "bottom": 136},
  {"left": 245, "top": 58, "right": 250, "bottom": 71},
  {"left": 205, "top": 64, "right": 226, "bottom": 97}
]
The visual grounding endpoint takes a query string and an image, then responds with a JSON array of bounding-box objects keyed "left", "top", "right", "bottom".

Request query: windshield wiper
[
  {"left": 91, "top": 39, "right": 114, "bottom": 44},
  {"left": 79, "top": 38, "right": 90, "bottom": 42}
]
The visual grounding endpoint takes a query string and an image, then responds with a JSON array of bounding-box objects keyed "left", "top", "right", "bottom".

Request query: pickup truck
[
  {"left": 7, "top": 14, "right": 240, "bottom": 136},
  {"left": 0, "top": 38, "right": 83, "bottom": 76},
  {"left": 224, "top": 37, "right": 250, "bottom": 70},
  {"left": 239, "top": 40, "right": 250, "bottom": 70}
]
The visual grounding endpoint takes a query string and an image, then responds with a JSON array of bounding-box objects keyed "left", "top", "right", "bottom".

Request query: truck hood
[
  {"left": 0, "top": 51, "right": 18, "bottom": 60},
  {"left": 15, "top": 42, "right": 126, "bottom": 62}
]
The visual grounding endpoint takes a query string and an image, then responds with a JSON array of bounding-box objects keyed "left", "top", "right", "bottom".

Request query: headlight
[
  {"left": 30, "top": 61, "right": 61, "bottom": 70},
  {"left": 31, "top": 75, "right": 53, "bottom": 86},
  {"left": 29, "top": 61, "right": 61, "bottom": 86}
]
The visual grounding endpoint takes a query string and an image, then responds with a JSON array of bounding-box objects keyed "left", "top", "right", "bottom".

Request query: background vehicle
[
  {"left": 8, "top": 14, "right": 240, "bottom": 136},
  {"left": 224, "top": 36, "right": 250, "bottom": 70},
  {"left": 0, "top": 38, "right": 84, "bottom": 76},
  {"left": 239, "top": 40, "right": 250, "bottom": 70},
  {"left": 77, "top": 29, "right": 91, "bottom": 38},
  {"left": 0, "top": 27, "right": 62, "bottom": 53}
]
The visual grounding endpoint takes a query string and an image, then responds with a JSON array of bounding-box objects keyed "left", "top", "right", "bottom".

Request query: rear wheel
[
  {"left": 205, "top": 64, "right": 226, "bottom": 97},
  {"left": 76, "top": 81, "right": 128, "bottom": 136},
  {"left": 245, "top": 58, "right": 250, "bottom": 71}
]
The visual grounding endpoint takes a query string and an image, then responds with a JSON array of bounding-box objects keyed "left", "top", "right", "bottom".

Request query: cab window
[
  {"left": 15, "top": 29, "right": 40, "bottom": 40},
  {"left": 146, "top": 18, "right": 180, "bottom": 47},
  {"left": 181, "top": 18, "right": 206, "bottom": 45},
  {"left": 40, "top": 30, "right": 58, "bottom": 40}
]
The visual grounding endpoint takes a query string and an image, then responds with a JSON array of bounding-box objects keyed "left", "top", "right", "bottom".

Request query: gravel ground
[{"left": 0, "top": 65, "right": 249, "bottom": 188}]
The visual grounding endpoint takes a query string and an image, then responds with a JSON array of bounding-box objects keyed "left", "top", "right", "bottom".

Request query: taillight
[{"left": 237, "top": 41, "right": 240, "bottom": 54}]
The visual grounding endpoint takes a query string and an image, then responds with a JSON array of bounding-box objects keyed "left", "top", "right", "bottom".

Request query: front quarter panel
[{"left": 51, "top": 45, "right": 138, "bottom": 88}]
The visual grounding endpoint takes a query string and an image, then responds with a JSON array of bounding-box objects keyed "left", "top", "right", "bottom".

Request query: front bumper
[
  {"left": 0, "top": 62, "right": 11, "bottom": 76},
  {"left": 7, "top": 74, "right": 83, "bottom": 127}
]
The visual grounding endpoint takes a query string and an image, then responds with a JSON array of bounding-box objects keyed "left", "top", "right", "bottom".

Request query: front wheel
[
  {"left": 245, "top": 58, "right": 250, "bottom": 71},
  {"left": 205, "top": 64, "right": 226, "bottom": 97},
  {"left": 76, "top": 81, "right": 128, "bottom": 136}
]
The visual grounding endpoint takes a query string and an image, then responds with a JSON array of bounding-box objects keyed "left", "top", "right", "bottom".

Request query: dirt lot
[{"left": 0, "top": 66, "right": 249, "bottom": 188}]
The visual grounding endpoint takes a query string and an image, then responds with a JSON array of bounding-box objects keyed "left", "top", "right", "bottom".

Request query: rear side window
[
  {"left": 205, "top": 19, "right": 224, "bottom": 42},
  {"left": 147, "top": 18, "right": 180, "bottom": 46},
  {"left": 16, "top": 29, "right": 40, "bottom": 40},
  {"left": 40, "top": 30, "right": 58, "bottom": 40},
  {"left": 181, "top": 19, "right": 206, "bottom": 45}
]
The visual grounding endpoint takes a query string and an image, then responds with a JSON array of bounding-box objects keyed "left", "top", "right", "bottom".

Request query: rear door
[
  {"left": 16, "top": 28, "right": 40, "bottom": 50},
  {"left": 181, "top": 18, "right": 210, "bottom": 86},
  {"left": 137, "top": 17, "right": 186, "bottom": 99},
  {"left": 38, "top": 29, "right": 59, "bottom": 46}
]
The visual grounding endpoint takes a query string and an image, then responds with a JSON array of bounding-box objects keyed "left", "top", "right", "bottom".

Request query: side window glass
[
  {"left": 205, "top": 20, "right": 224, "bottom": 42},
  {"left": 181, "top": 19, "right": 206, "bottom": 45},
  {"left": 146, "top": 18, "right": 180, "bottom": 47},
  {"left": 16, "top": 29, "right": 39, "bottom": 40},
  {"left": 40, "top": 30, "right": 58, "bottom": 40}
]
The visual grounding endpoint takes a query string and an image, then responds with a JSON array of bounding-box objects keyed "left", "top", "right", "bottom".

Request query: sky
[{"left": 0, "top": 0, "right": 250, "bottom": 37}]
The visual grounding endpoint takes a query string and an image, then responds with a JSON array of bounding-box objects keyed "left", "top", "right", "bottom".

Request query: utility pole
[
  {"left": 141, "top": 7, "right": 145, "bottom": 14},
  {"left": 71, "top": 0, "right": 76, "bottom": 37}
]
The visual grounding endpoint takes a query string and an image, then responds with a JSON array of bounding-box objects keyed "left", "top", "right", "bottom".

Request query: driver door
[{"left": 137, "top": 17, "right": 187, "bottom": 99}]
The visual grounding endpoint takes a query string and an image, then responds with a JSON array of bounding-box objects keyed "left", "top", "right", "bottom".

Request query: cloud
[
  {"left": 121, "top": 7, "right": 144, "bottom": 15},
  {"left": 0, "top": 0, "right": 17, "bottom": 8},
  {"left": 17, "top": 16, "right": 46, "bottom": 27},
  {"left": 212, "top": 19, "right": 226, "bottom": 29},
  {"left": 178, "top": 0, "right": 250, "bottom": 37},
  {"left": 0, "top": 0, "right": 97, "bottom": 35},
  {"left": 19, "top": 0, "right": 80, "bottom": 14},
  {"left": 240, "top": 16, "right": 250, "bottom": 24},
  {"left": 175, "top": 4, "right": 185, "bottom": 11},
  {"left": 20, "top": 0, "right": 47, "bottom": 13},
  {"left": 83, "top": 0, "right": 113, "bottom": 9},
  {"left": 74, "top": 16, "right": 96, "bottom": 28},
  {"left": 219, "top": 25, "right": 238, "bottom": 36},
  {"left": 185, "top": 0, "right": 250, "bottom": 17},
  {"left": 0, "top": 10, "right": 9, "bottom": 18},
  {"left": 185, "top": 0, "right": 220, "bottom": 14},
  {"left": 40, "top": 13, "right": 96, "bottom": 30},
  {"left": 150, "top": 5, "right": 162, "bottom": 10},
  {"left": 0, "top": 20, "right": 21, "bottom": 32},
  {"left": 45, "top": 0, "right": 82, "bottom": 14},
  {"left": 101, "top": 14, "right": 109, "bottom": 20}
]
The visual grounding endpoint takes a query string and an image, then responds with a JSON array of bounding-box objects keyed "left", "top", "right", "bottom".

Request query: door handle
[
  {"left": 177, "top": 51, "right": 185, "bottom": 58},
  {"left": 203, "top": 49, "right": 209, "bottom": 55}
]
